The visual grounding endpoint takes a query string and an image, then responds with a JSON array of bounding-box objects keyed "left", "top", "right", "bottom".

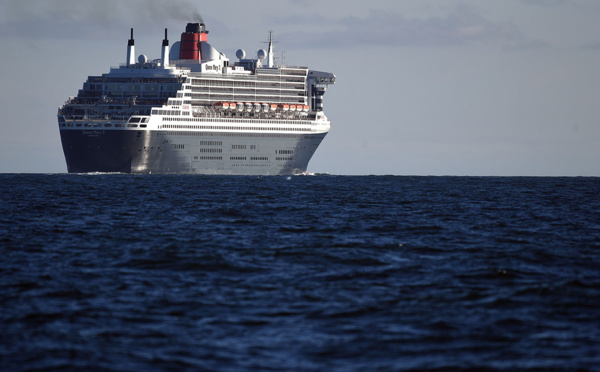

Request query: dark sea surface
[{"left": 1, "top": 174, "right": 599, "bottom": 371}]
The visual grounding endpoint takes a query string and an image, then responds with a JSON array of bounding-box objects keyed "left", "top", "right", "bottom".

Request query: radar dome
[
  {"left": 257, "top": 49, "right": 267, "bottom": 60},
  {"left": 236, "top": 49, "right": 246, "bottom": 59},
  {"left": 138, "top": 54, "right": 148, "bottom": 64}
]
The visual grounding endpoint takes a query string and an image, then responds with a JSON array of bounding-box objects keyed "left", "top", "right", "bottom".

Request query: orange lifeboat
[
  {"left": 229, "top": 102, "right": 237, "bottom": 110},
  {"left": 303, "top": 105, "right": 309, "bottom": 112},
  {"left": 214, "top": 102, "right": 229, "bottom": 110},
  {"left": 289, "top": 104, "right": 297, "bottom": 112},
  {"left": 270, "top": 104, "right": 277, "bottom": 111},
  {"left": 280, "top": 104, "right": 289, "bottom": 112}
]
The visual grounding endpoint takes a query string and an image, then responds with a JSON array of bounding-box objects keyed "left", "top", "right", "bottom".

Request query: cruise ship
[{"left": 58, "top": 22, "right": 335, "bottom": 175}]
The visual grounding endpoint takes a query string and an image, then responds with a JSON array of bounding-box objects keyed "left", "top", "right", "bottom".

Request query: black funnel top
[{"left": 185, "top": 23, "right": 200, "bottom": 33}]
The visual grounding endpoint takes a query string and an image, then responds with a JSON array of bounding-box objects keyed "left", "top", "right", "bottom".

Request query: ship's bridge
[{"left": 308, "top": 71, "right": 336, "bottom": 112}]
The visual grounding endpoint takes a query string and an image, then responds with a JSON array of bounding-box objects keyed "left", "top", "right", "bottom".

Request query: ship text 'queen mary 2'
[{"left": 58, "top": 22, "right": 335, "bottom": 175}]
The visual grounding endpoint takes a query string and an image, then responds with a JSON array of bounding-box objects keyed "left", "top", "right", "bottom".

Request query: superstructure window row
[
  {"left": 152, "top": 109, "right": 181, "bottom": 116},
  {"left": 187, "top": 77, "right": 306, "bottom": 87},
  {"left": 162, "top": 117, "right": 314, "bottom": 126},
  {"left": 161, "top": 132, "right": 312, "bottom": 139},
  {"left": 194, "top": 156, "right": 223, "bottom": 160},
  {"left": 198, "top": 87, "right": 305, "bottom": 95},
  {"left": 187, "top": 93, "right": 306, "bottom": 100},
  {"left": 162, "top": 124, "right": 313, "bottom": 132},
  {"left": 198, "top": 148, "right": 223, "bottom": 153}
]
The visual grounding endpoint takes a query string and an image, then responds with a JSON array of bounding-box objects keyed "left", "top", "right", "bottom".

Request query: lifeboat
[
  {"left": 289, "top": 104, "right": 296, "bottom": 112},
  {"left": 215, "top": 102, "right": 229, "bottom": 110},
  {"left": 280, "top": 104, "right": 289, "bottom": 112},
  {"left": 245, "top": 103, "right": 253, "bottom": 112},
  {"left": 236, "top": 102, "right": 244, "bottom": 111},
  {"left": 270, "top": 104, "right": 277, "bottom": 111},
  {"left": 229, "top": 102, "right": 237, "bottom": 110},
  {"left": 303, "top": 105, "right": 309, "bottom": 112},
  {"left": 262, "top": 103, "right": 270, "bottom": 112},
  {"left": 254, "top": 103, "right": 262, "bottom": 112}
]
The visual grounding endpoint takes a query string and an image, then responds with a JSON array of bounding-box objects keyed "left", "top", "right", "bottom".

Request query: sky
[{"left": 0, "top": 0, "right": 599, "bottom": 175}]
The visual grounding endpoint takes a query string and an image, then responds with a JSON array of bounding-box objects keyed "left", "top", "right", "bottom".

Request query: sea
[{"left": 1, "top": 174, "right": 599, "bottom": 372}]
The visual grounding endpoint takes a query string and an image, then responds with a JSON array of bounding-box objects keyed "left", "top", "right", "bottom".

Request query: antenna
[
  {"left": 261, "top": 30, "right": 278, "bottom": 46},
  {"left": 261, "top": 30, "right": 277, "bottom": 67},
  {"left": 268, "top": 30, "right": 276, "bottom": 45}
]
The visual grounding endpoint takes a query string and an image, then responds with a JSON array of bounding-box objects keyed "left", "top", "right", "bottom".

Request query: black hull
[{"left": 60, "top": 130, "right": 139, "bottom": 173}]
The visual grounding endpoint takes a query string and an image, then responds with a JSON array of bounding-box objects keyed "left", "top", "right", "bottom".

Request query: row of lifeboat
[{"left": 214, "top": 102, "right": 310, "bottom": 113}]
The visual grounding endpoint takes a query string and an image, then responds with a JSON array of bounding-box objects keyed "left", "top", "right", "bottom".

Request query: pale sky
[{"left": 1, "top": 0, "right": 599, "bottom": 175}]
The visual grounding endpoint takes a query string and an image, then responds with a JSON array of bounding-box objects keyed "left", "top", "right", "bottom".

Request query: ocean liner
[{"left": 58, "top": 22, "right": 335, "bottom": 175}]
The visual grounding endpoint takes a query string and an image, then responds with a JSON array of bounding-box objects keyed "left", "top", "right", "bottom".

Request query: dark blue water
[{"left": 1, "top": 174, "right": 599, "bottom": 371}]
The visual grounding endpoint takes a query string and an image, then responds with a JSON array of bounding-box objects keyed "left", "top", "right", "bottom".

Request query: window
[
  {"left": 198, "top": 156, "right": 222, "bottom": 160},
  {"left": 199, "top": 148, "right": 222, "bottom": 153}
]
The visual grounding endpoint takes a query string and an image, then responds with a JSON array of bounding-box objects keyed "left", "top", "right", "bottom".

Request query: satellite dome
[
  {"left": 257, "top": 49, "right": 267, "bottom": 60},
  {"left": 138, "top": 54, "right": 148, "bottom": 64},
  {"left": 236, "top": 49, "right": 246, "bottom": 59}
]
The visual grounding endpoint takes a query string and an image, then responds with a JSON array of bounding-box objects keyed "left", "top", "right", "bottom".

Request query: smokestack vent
[
  {"left": 163, "top": 28, "right": 169, "bottom": 46},
  {"left": 128, "top": 28, "right": 134, "bottom": 46},
  {"left": 126, "top": 28, "right": 135, "bottom": 66},
  {"left": 185, "top": 23, "right": 201, "bottom": 33}
]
